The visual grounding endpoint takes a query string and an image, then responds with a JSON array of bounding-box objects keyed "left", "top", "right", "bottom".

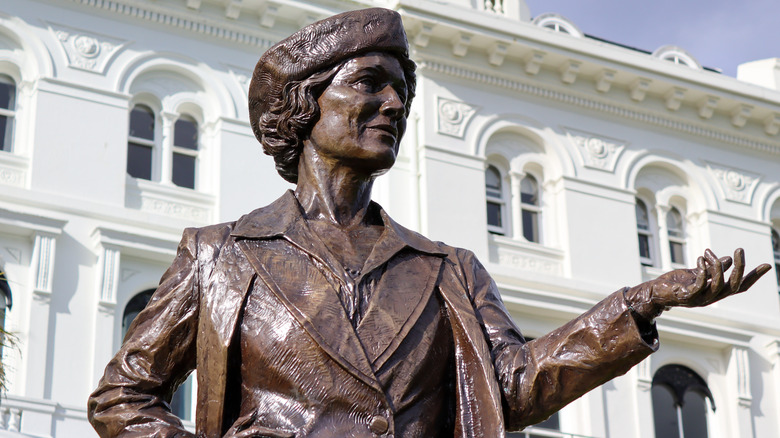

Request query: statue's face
[{"left": 305, "top": 52, "right": 408, "bottom": 176}]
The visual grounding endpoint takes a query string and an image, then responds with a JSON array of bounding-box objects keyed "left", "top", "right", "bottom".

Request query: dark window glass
[
  {"left": 638, "top": 235, "right": 651, "bottom": 261},
  {"left": 652, "top": 365, "right": 714, "bottom": 438},
  {"left": 129, "top": 105, "right": 155, "bottom": 140},
  {"left": 520, "top": 175, "right": 538, "bottom": 205},
  {"left": 667, "top": 208, "right": 684, "bottom": 238},
  {"left": 670, "top": 241, "right": 685, "bottom": 265},
  {"left": 0, "top": 116, "right": 11, "bottom": 152},
  {"left": 0, "top": 78, "right": 15, "bottom": 110},
  {"left": 172, "top": 153, "right": 196, "bottom": 189},
  {"left": 123, "top": 289, "right": 191, "bottom": 420},
  {"left": 127, "top": 143, "right": 153, "bottom": 180},
  {"left": 485, "top": 166, "right": 502, "bottom": 196},
  {"left": 174, "top": 117, "right": 198, "bottom": 150},
  {"left": 652, "top": 384, "right": 681, "bottom": 438},
  {"left": 636, "top": 200, "right": 650, "bottom": 230},
  {"left": 681, "top": 391, "right": 709, "bottom": 438},
  {"left": 0, "top": 76, "right": 16, "bottom": 152},
  {"left": 487, "top": 202, "right": 502, "bottom": 230},
  {"left": 522, "top": 209, "right": 539, "bottom": 243}
]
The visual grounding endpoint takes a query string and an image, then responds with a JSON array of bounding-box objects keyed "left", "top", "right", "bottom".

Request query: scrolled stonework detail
[
  {"left": 0, "top": 167, "right": 24, "bottom": 188},
  {"left": 51, "top": 23, "right": 127, "bottom": 74},
  {"left": 565, "top": 129, "right": 626, "bottom": 172},
  {"left": 436, "top": 97, "right": 479, "bottom": 138},
  {"left": 706, "top": 162, "right": 760, "bottom": 205},
  {"left": 140, "top": 197, "right": 209, "bottom": 222}
]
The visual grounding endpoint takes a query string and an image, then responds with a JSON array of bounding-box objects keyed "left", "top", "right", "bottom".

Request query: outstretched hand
[{"left": 625, "top": 248, "right": 771, "bottom": 320}]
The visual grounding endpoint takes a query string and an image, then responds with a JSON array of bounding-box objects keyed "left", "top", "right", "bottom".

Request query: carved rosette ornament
[
  {"left": 566, "top": 129, "right": 626, "bottom": 172},
  {"left": 436, "top": 97, "right": 479, "bottom": 138},
  {"left": 51, "top": 24, "right": 127, "bottom": 74},
  {"left": 706, "top": 162, "right": 760, "bottom": 205}
]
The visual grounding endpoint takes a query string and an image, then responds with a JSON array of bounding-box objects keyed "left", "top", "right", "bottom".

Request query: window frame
[
  {"left": 171, "top": 114, "right": 200, "bottom": 190},
  {"left": 667, "top": 206, "right": 686, "bottom": 267},
  {"left": 126, "top": 100, "right": 203, "bottom": 191},
  {"left": 485, "top": 164, "right": 508, "bottom": 236},
  {"left": 636, "top": 197, "right": 657, "bottom": 267},
  {"left": 519, "top": 173, "right": 542, "bottom": 243},
  {"left": 0, "top": 74, "right": 17, "bottom": 153},
  {"left": 651, "top": 364, "right": 714, "bottom": 438}
]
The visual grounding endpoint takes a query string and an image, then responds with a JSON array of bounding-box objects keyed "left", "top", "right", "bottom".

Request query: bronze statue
[{"left": 88, "top": 8, "right": 770, "bottom": 437}]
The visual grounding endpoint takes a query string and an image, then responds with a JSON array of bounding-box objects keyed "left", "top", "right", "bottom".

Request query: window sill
[
  {"left": 0, "top": 151, "right": 29, "bottom": 189},
  {"left": 488, "top": 233, "right": 564, "bottom": 276},
  {"left": 125, "top": 176, "right": 214, "bottom": 224}
]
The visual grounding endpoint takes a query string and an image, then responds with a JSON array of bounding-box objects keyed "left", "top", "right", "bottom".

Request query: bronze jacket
[{"left": 88, "top": 191, "right": 658, "bottom": 438}]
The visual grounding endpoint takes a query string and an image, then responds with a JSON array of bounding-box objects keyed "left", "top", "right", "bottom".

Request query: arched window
[
  {"left": 667, "top": 207, "right": 686, "bottom": 265},
  {"left": 636, "top": 199, "right": 654, "bottom": 266},
  {"left": 172, "top": 115, "right": 199, "bottom": 189},
  {"left": 486, "top": 165, "right": 506, "bottom": 235},
  {"left": 651, "top": 364, "right": 713, "bottom": 438},
  {"left": 127, "top": 104, "right": 156, "bottom": 181},
  {"left": 0, "top": 75, "right": 17, "bottom": 152},
  {"left": 772, "top": 228, "right": 780, "bottom": 287},
  {"left": 520, "top": 175, "right": 541, "bottom": 243},
  {"left": 123, "top": 289, "right": 193, "bottom": 421}
]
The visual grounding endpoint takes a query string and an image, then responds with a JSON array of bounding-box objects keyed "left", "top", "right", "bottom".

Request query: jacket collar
[{"left": 231, "top": 190, "right": 446, "bottom": 259}]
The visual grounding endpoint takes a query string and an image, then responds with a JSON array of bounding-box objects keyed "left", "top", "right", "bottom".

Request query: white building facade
[{"left": 0, "top": 0, "right": 779, "bottom": 437}]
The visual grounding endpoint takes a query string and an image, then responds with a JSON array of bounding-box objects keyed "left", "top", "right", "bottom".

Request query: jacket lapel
[
  {"left": 357, "top": 252, "right": 443, "bottom": 369},
  {"left": 237, "top": 238, "right": 382, "bottom": 393}
]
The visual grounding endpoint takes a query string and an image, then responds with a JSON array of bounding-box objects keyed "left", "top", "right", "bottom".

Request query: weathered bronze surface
[{"left": 88, "top": 8, "right": 771, "bottom": 437}]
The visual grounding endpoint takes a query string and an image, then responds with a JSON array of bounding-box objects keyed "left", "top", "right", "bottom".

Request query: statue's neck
[{"left": 294, "top": 148, "right": 375, "bottom": 228}]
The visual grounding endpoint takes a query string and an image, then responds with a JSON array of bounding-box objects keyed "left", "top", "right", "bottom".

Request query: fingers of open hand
[
  {"left": 704, "top": 249, "right": 726, "bottom": 295},
  {"left": 690, "top": 256, "right": 708, "bottom": 295},
  {"left": 738, "top": 263, "right": 772, "bottom": 292},
  {"left": 728, "top": 248, "right": 745, "bottom": 292}
]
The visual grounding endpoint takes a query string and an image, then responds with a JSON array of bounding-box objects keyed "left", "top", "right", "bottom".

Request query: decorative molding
[
  {"left": 731, "top": 104, "right": 753, "bottom": 128},
  {"left": 732, "top": 346, "right": 752, "bottom": 407},
  {"left": 565, "top": 129, "right": 626, "bottom": 172},
  {"left": 412, "top": 22, "right": 434, "bottom": 48},
  {"left": 50, "top": 23, "right": 128, "bottom": 74},
  {"left": 698, "top": 95, "right": 719, "bottom": 119},
  {"left": 524, "top": 50, "right": 545, "bottom": 75},
  {"left": 141, "top": 197, "right": 208, "bottom": 222},
  {"left": 436, "top": 97, "right": 479, "bottom": 138},
  {"left": 595, "top": 69, "right": 615, "bottom": 93},
  {"left": 97, "top": 301, "right": 116, "bottom": 316},
  {"left": 496, "top": 251, "right": 562, "bottom": 275},
  {"left": 99, "top": 247, "right": 121, "bottom": 303},
  {"left": 451, "top": 33, "right": 472, "bottom": 57},
  {"left": 764, "top": 113, "right": 780, "bottom": 136},
  {"left": 0, "top": 166, "right": 24, "bottom": 188},
  {"left": 664, "top": 87, "right": 686, "bottom": 111},
  {"left": 260, "top": 3, "right": 280, "bottom": 28},
  {"left": 636, "top": 357, "right": 652, "bottom": 391},
  {"left": 630, "top": 77, "right": 651, "bottom": 101},
  {"left": 706, "top": 162, "right": 761, "bottom": 205},
  {"left": 488, "top": 43, "right": 508, "bottom": 67},
  {"left": 68, "top": 0, "right": 274, "bottom": 49},
  {"left": 4, "top": 247, "right": 22, "bottom": 264},
  {"left": 559, "top": 60, "right": 580, "bottom": 85},
  {"left": 32, "top": 233, "right": 56, "bottom": 294},
  {"left": 417, "top": 59, "right": 780, "bottom": 156}
]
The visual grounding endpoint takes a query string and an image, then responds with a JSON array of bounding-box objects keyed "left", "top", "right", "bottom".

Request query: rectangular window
[
  {"left": 638, "top": 234, "right": 652, "bottom": 265},
  {"left": 522, "top": 209, "right": 539, "bottom": 243},
  {"left": 0, "top": 78, "right": 16, "bottom": 152},
  {"left": 172, "top": 153, "right": 196, "bottom": 189},
  {"left": 127, "top": 143, "right": 153, "bottom": 180},
  {"left": 669, "top": 241, "right": 685, "bottom": 265}
]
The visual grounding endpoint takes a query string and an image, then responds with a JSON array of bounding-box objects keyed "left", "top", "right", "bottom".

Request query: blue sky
[{"left": 525, "top": 0, "right": 779, "bottom": 77}]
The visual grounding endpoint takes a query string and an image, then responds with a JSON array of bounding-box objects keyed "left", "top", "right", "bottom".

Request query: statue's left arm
[{"left": 458, "top": 247, "right": 769, "bottom": 431}]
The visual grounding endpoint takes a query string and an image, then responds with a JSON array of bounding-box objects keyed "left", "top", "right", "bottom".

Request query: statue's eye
[{"left": 354, "top": 76, "right": 378, "bottom": 92}]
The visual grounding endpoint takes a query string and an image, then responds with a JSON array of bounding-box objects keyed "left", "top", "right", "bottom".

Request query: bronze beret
[{"left": 248, "top": 7, "right": 410, "bottom": 143}]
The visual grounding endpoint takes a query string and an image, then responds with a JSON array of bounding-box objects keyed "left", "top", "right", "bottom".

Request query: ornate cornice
[
  {"left": 68, "top": 0, "right": 275, "bottom": 48},
  {"left": 417, "top": 57, "right": 780, "bottom": 156}
]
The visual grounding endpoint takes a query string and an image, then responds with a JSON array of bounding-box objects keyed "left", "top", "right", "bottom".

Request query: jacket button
[{"left": 369, "top": 415, "right": 389, "bottom": 434}]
